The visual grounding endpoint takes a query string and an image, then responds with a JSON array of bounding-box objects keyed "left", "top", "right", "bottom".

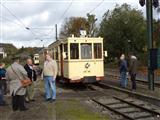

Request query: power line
[
  {"left": 59, "top": 0, "right": 74, "bottom": 22},
  {"left": 1, "top": 3, "right": 37, "bottom": 37},
  {"left": 88, "top": 0, "right": 104, "bottom": 14},
  {"left": 0, "top": 16, "right": 22, "bottom": 26}
]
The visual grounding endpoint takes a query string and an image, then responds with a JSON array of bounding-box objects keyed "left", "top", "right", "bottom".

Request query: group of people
[
  {"left": 119, "top": 54, "right": 138, "bottom": 90},
  {"left": 0, "top": 53, "right": 58, "bottom": 111}
]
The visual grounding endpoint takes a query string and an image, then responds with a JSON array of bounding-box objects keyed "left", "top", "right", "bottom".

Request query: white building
[{"left": 0, "top": 47, "right": 7, "bottom": 59}]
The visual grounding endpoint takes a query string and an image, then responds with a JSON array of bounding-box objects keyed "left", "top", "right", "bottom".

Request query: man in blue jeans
[
  {"left": 43, "top": 53, "right": 57, "bottom": 102},
  {"left": 119, "top": 54, "right": 128, "bottom": 88}
]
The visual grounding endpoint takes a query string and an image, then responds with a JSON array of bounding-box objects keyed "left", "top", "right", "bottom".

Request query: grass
[{"left": 55, "top": 99, "right": 110, "bottom": 120}]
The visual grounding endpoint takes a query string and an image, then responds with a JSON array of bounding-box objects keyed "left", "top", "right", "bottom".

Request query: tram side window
[
  {"left": 70, "top": 43, "right": 79, "bottom": 59},
  {"left": 94, "top": 43, "right": 102, "bottom": 59},
  {"left": 52, "top": 49, "right": 55, "bottom": 59},
  {"left": 81, "top": 43, "right": 92, "bottom": 59},
  {"left": 55, "top": 48, "right": 58, "bottom": 60},
  {"left": 64, "top": 44, "right": 68, "bottom": 60}
]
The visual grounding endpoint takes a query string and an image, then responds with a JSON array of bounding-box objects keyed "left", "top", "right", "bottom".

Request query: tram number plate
[{"left": 158, "top": 49, "right": 160, "bottom": 68}]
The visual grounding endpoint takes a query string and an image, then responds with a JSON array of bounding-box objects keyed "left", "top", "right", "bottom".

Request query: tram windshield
[
  {"left": 70, "top": 43, "right": 79, "bottom": 59},
  {"left": 94, "top": 43, "right": 102, "bottom": 59},
  {"left": 81, "top": 43, "right": 92, "bottom": 59}
]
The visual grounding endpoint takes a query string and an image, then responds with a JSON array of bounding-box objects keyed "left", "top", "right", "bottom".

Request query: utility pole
[
  {"left": 55, "top": 24, "right": 58, "bottom": 41},
  {"left": 139, "top": 0, "right": 159, "bottom": 90},
  {"left": 146, "top": 0, "right": 154, "bottom": 90}
]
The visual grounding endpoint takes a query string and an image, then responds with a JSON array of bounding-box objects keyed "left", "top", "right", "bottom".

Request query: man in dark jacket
[
  {"left": 129, "top": 55, "right": 138, "bottom": 90},
  {"left": 24, "top": 58, "right": 37, "bottom": 102},
  {"left": 119, "top": 54, "right": 128, "bottom": 88}
]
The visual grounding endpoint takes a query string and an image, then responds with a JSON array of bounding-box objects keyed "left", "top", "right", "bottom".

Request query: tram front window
[
  {"left": 81, "top": 43, "right": 92, "bottom": 59},
  {"left": 94, "top": 43, "right": 102, "bottom": 59},
  {"left": 70, "top": 43, "right": 79, "bottom": 59}
]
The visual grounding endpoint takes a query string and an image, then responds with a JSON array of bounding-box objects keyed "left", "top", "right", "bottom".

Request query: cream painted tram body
[{"left": 48, "top": 36, "right": 105, "bottom": 83}]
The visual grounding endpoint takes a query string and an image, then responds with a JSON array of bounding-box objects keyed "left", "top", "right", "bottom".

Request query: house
[{"left": 0, "top": 47, "right": 7, "bottom": 59}]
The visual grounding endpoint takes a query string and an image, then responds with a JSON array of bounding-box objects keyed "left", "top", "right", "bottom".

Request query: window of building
[
  {"left": 81, "top": 43, "right": 92, "bottom": 59},
  {"left": 70, "top": 43, "right": 79, "bottom": 59},
  {"left": 94, "top": 43, "right": 102, "bottom": 59}
]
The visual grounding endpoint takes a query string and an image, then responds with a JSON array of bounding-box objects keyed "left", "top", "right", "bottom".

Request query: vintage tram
[
  {"left": 48, "top": 35, "right": 106, "bottom": 83},
  {"left": 33, "top": 54, "right": 40, "bottom": 65}
]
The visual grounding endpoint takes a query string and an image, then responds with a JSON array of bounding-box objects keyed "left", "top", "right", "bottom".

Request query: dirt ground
[{"left": 0, "top": 79, "right": 110, "bottom": 120}]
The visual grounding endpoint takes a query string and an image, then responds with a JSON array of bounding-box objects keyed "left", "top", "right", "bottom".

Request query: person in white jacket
[{"left": 43, "top": 53, "right": 57, "bottom": 102}]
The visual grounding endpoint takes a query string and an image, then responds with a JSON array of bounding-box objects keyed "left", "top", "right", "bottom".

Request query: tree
[
  {"left": 87, "top": 13, "right": 97, "bottom": 37},
  {"left": 99, "top": 4, "right": 146, "bottom": 61},
  {"left": 60, "top": 14, "right": 97, "bottom": 38},
  {"left": 60, "top": 17, "right": 89, "bottom": 38}
]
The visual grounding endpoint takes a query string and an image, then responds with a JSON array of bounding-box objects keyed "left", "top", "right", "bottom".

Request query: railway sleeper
[
  {"left": 126, "top": 112, "right": 153, "bottom": 119},
  {"left": 108, "top": 104, "right": 130, "bottom": 109},
  {"left": 98, "top": 98, "right": 120, "bottom": 104},
  {"left": 117, "top": 107, "right": 140, "bottom": 113},
  {"left": 136, "top": 117, "right": 156, "bottom": 120}
]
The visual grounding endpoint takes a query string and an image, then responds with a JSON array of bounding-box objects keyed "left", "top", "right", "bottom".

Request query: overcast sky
[{"left": 0, "top": 0, "right": 159, "bottom": 48}]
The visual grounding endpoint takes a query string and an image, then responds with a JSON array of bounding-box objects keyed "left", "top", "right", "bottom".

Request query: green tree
[{"left": 99, "top": 4, "right": 146, "bottom": 61}]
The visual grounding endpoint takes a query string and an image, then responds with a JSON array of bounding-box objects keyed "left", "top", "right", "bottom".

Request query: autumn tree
[{"left": 60, "top": 14, "right": 97, "bottom": 38}]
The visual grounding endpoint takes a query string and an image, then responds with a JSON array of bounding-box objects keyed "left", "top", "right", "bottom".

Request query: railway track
[
  {"left": 105, "top": 73, "right": 160, "bottom": 88},
  {"left": 62, "top": 83, "right": 160, "bottom": 119},
  {"left": 93, "top": 82, "right": 160, "bottom": 107},
  {"left": 92, "top": 96, "right": 160, "bottom": 120}
]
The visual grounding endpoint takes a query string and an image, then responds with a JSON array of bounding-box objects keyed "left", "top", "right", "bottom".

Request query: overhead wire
[
  {"left": 59, "top": 0, "right": 74, "bottom": 22},
  {"left": 88, "top": 0, "right": 104, "bottom": 14},
  {"left": 1, "top": 3, "right": 37, "bottom": 37},
  {"left": 44, "top": 0, "right": 74, "bottom": 43},
  {"left": 0, "top": 15, "right": 22, "bottom": 27}
]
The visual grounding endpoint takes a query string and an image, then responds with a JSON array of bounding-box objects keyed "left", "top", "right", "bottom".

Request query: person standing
[
  {"left": 0, "top": 63, "right": 7, "bottom": 94},
  {"left": 119, "top": 54, "right": 128, "bottom": 88},
  {"left": 129, "top": 55, "right": 138, "bottom": 90},
  {"left": 0, "top": 63, "right": 7, "bottom": 106},
  {"left": 24, "top": 58, "right": 37, "bottom": 102},
  {"left": 43, "top": 53, "right": 57, "bottom": 102},
  {"left": 6, "top": 56, "right": 29, "bottom": 111}
]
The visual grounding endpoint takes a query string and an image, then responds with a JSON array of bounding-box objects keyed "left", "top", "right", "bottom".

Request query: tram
[
  {"left": 48, "top": 35, "right": 107, "bottom": 83},
  {"left": 33, "top": 54, "right": 40, "bottom": 65}
]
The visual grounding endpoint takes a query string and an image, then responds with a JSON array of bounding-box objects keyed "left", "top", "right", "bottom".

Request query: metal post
[{"left": 146, "top": 0, "right": 154, "bottom": 90}]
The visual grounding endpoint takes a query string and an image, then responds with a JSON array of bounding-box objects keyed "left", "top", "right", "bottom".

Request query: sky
[{"left": 0, "top": 0, "right": 159, "bottom": 48}]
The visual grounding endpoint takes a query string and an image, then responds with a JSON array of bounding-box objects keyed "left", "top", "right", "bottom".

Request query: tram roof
[{"left": 48, "top": 36, "right": 103, "bottom": 49}]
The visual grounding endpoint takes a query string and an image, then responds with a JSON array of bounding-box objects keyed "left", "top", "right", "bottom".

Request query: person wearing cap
[
  {"left": 119, "top": 54, "right": 128, "bottom": 88},
  {"left": 6, "top": 56, "right": 29, "bottom": 111}
]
